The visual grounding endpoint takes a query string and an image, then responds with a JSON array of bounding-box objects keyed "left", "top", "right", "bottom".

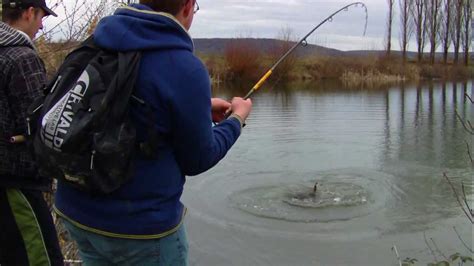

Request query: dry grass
[
  {"left": 302, "top": 55, "right": 378, "bottom": 80},
  {"left": 201, "top": 53, "right": 229, "bottom": 85},
  {"left": 341, "top": 70, "right": 405, "bottom": 87},
  {"left": 224, "top": 40, "right": 263, "bottom": 81},
  {"left": 267, "top": 41, "right": 298, "bottom": 82},
  {"left": 201, "top": 50, "right": 472, "bottom": 86},
  {"left": 36, "top": 39, "right": 80, "bottom": 78}
]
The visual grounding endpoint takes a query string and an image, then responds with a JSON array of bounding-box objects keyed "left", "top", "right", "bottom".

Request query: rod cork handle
[
  {"left": 244, "top": 70, "right": 273, "bottom": 99},
  {"left": 252, "top": 70, "right": 273, "bottom": 91},
  {"left": 10, "top": 135, "right": 26, "bottom": 144}
]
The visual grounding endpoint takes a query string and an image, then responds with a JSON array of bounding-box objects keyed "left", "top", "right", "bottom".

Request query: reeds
[
  {"left": 341, "top": 70, "right": 405, "bottom": 87},
  {"left": 224, "top": 39, "right": 263, "bottom": 81}
]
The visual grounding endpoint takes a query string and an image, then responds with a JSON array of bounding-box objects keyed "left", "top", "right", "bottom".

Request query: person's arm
[{"left": 170, "top": 65, "right": 249, "bottom": 176}]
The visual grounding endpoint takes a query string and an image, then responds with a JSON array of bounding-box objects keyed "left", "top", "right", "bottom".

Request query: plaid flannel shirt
[{"left": 0, "top": 22, "right": 50, "bottom": 190}]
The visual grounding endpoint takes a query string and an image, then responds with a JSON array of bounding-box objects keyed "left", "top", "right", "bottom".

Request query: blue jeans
[{"left": 62, "top": 218, "right": 188, "bottom": 266}]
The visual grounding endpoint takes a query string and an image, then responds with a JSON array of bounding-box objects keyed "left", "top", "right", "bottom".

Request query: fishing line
[{"left": 241, "top": 2, "right": 368, "bottom": 100}]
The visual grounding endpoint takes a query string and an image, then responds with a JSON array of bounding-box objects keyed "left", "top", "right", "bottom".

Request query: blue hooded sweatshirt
[{"left": 54, "top": 4, "right": 242, "bottom": 238}]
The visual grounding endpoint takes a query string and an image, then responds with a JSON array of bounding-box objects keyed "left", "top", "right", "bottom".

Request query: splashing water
[{"left": 229, "top": 170, "right": 392, "bottom": 223}]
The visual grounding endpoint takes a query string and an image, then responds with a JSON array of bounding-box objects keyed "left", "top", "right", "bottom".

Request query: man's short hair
[
  {"left": 2, "top": 7, "right": 36, "bottom": 23},
  {"left": 139, "top": 0, "right": 189, "bottom": 16}
]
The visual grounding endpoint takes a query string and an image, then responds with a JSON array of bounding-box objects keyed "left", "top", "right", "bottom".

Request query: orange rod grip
[{"left": 252, "top": 70, "right": 273, "bottom": 91}]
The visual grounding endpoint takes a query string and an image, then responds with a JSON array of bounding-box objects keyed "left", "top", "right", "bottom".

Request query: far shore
[
  {"left": 36, "top": 39, "right": 473, "bottom": 87},
  {"left": 202, "top": 52, "right": 473, "bottom": 87}
]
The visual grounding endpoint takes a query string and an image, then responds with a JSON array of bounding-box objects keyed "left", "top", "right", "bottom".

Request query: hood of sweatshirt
[
  {"left": 93, "top": 4, "right": 193, "bottom": 52},
  {"left": 0, "top": 22, "right": 34, "bottom": 49}
]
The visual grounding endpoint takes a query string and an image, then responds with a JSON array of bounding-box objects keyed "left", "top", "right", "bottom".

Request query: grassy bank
[
  {"left": 201, "top": 52, "right": 473, "bottom": 87},
  {"left": 37, "top": 39, "right": 472, "bottom": 87}
]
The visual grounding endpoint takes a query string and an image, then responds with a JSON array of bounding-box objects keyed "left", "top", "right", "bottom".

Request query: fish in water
[
  {"left": 312, "top": 182, "right": 318, "bottom": 196},
  {"left": 287, "top": 182, "right": 320, "bottom": 202}
]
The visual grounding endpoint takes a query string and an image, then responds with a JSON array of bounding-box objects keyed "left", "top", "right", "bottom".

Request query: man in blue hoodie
[{"left": 54, "top": 0, "right": 252, "bottom": 264}]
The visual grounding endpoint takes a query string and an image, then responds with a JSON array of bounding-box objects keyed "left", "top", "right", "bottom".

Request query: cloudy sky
[
  {"left": 43, "top": 0, "right": 415, "bottom": 51},
  {"left": 190, "top": 0, "right": 386, "bottom": 51}
]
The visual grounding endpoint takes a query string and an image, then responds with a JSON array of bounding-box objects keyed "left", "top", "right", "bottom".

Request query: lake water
[{"left": 182, "top": 80, "right": 473, "bottom": 266}]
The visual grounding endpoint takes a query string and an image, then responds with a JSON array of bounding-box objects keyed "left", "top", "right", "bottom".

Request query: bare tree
[
  {"left": 412, "top": 0, "right": 428, "bottom": 62},
  {"left": 36, "top": 1, "right": 109, "bottom": 75},
  {"left": 452, "top": 0, "right": 464, "bottom": 64},
  {"left": 461, "top": 0, "right": 472, "bottom": 65},
  {"left": 224, "top": 39, "right": 262, "bottom": 81},
  {"left": 41, "top": 0, "right": 108, "bottom": 42},
  {"left": 386, "top": 0, "right": 395, "bottom": 56},
  {"left": 426, "top": 0, "right": 442, "bottom": 64},
  {"left": 270, "top": 26, "right": 297, "bottom": 82},
  {"left": 440, "top": 0, "right": 453, "bottom": 64},
  {"left": 399, "top": 0, "right": 414, "bottom": 62}
]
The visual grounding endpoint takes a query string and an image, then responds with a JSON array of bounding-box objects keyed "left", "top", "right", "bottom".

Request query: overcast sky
[
  {"left": 42, "top": 0, "right": 441, "bottom": 51},
  {"left": 190, "top": 0, "right": 385, "bottom": 51}
]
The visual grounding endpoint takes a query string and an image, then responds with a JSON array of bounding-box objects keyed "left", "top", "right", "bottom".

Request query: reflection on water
[
  {"left": 185, "top": 80, "right": 473, "bottom": 265},
  {"left": 380, "top": 81, "right": 473, "bottom": 232},
  {"left": 382, "top": 81, "right": 472, "bottom": 169}
]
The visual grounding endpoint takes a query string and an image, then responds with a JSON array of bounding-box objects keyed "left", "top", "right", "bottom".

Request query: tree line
[{"left": 385, "top": 0, "right": 472, "bottom": 65}]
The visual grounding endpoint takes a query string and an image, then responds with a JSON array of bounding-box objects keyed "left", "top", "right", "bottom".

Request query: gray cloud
[{"left": 190, "top": 0, "right": 387, "bottom": 50}]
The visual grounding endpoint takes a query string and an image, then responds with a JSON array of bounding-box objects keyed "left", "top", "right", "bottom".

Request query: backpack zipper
[
  {"left": 26, "top": 117, "right": 31, "bottom": 136},
  {"left": 26, "top": 103, "right": 43, "bottom": 136},
  {"left": 90, "top": 150, "right": 96, "bottom": 170}
]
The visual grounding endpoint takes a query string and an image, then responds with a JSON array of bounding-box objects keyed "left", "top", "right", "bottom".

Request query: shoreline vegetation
[
  {"left": 199, "top": 41, "right": 473, "bottom": 88},
  {"left": 37, "top": 39, "right": 473, "bottom": 90},
  {"left": 37, "top": 39, "right": 474, "bottom": 88}
]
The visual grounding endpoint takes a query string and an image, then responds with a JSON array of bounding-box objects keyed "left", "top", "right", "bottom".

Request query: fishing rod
[{"left": 241, "top": 2, "right": 368, "bottom": 100}]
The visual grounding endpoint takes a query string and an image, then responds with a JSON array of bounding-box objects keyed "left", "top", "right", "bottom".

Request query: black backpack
[{"left": 28, "top": 36, "right": 151, "bottom": 194}]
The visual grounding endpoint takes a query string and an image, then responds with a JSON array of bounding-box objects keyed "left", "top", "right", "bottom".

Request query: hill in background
[
  {"left": 194, "top": 38, "right": 469, "bottom": 60},
  {"left": 194, "top": 38, "right": 343, "bottom": 57}
]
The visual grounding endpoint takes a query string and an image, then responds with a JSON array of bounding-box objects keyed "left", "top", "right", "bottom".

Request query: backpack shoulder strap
[{"left": 110, "top": 48, "right": 141, "bottom": 120}]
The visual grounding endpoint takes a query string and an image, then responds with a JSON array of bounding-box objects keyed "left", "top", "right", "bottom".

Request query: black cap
[{"left": 2, "top": 0, "right": 58, "bottom": 17}]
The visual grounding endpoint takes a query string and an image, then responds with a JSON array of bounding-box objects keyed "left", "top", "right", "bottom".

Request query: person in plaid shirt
[{"left": 0, "top": 1, "right": 63, "bottom": 265}]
